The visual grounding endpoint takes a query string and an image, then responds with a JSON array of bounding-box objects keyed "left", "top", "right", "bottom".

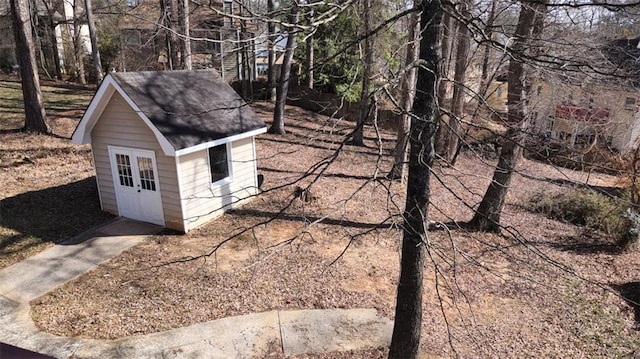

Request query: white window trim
[{"left": 208, "top": 143, "right": 233, "bottom": 188}]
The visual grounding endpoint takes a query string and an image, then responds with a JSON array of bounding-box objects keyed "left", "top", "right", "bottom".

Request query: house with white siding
[
  {"left": 72, "top": 70, "right": 266, "bottom": 232},
  {"left": 486, "top": 78, "right": 640, "bottom": 153}
]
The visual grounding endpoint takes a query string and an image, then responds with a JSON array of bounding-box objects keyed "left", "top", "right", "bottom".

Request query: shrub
[
  {"left": 527, "top": 188, "right": 629, "bottom": 238},
  {"left": 619, "top": 209, "right": 640, "bottom": 250}
]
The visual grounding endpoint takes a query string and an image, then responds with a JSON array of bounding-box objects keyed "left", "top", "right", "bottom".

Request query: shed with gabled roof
[{"left": 72, "top": 70, "right": 266, "bottom": 232}]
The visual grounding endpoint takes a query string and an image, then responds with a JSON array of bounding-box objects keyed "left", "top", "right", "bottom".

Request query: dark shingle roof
[{"left": 110, "top": 70, "right": 265, "bottom": 151}]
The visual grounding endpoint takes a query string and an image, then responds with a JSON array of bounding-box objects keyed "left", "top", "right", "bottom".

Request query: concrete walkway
[{"left": 0, "top": 218, "right": 393, "bottom": 358}]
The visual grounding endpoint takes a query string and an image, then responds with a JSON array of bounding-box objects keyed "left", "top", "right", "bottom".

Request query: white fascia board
[
  {"left": 174, "top": 126, "right": 267, "bottom": 157},
  {"left": 71, "top": 74, "right": 177, "bottom": 156},
  {"left": 71, "top": 76, "right": 117, "bottom": 145}
]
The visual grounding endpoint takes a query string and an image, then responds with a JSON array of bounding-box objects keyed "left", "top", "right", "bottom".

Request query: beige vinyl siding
[
  {"left": 229, "top": 137, "right": 259, "bottom": 207},
  {"left": 178, "top": 136, "right": 259, "bottom": 231},
  {"left": 90, "top": 92, "right": 185, "bottom": 232}
]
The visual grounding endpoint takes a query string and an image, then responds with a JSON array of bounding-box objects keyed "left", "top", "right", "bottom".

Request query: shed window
[{"left": 208, "top": 144, "right": 230, "bottom": 183}]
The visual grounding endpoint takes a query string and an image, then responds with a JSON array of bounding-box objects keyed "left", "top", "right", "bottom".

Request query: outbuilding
[{"left": 72, "top": 70, "right": 266, "bottom": 232}]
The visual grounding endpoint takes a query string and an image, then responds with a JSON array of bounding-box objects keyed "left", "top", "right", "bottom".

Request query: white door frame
[{"left": 108, "top": 146, "right": 165, "bottom": 226}]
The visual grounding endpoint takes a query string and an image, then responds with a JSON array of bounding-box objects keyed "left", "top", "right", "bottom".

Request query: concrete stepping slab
[
  {"left": 72, "top": 311, "right": 281, "bottom": 359},
  {"left": 279, "top": 308, "right": 393, "bottom": 356}
]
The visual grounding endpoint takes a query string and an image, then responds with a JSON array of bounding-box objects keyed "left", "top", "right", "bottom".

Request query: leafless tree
[
  {"left": 305, "top": 3, "right": 315, "bottom": 88},
  {"left": 181, "top": 0, "right": 192, "bottom": 70},
  {"left": 388, "top": 11, "right": 420, "bottom": 181},
  {"left": 269, "top": 0, "right": 300, "bottom": 135},
  {"left": 267, "top": 0, "right": 277, "bottom": 101},
  {"left": 388, "top": 0, "right": 443, "bottom": 357},
  {"left": 468, "top": 0, "right": 548, "bottom": 232},
  {"left": 160, "top": 0, "right": 180, "bottom": 69},
  {"left": 348, "top": 0, "right": 373, "bottom": 146},
  {"left": 73, "top": 0, "right": 87, "bottom": 84},
  {"left": 477, "top": 0, "right": 497, "bottom": 99},
  {"left": 434, "top": 10, "right": 452, "bottom": 155},
  {"left": 445, "top": 0, "right": 472, "bottom": 164},
  {"left": 85, "top": 0, "right": 104, "bottom": 82},
  {"left": 10, "top": 0, "right": 50, "bottom": 134}
]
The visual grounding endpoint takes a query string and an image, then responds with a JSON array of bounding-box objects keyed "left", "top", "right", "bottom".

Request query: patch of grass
[
  {"left": 0, "top": 230, "right": 50, "bottom": 269},
  {"left": 527, "top": 188, "right": 629, "bottom": 238},
  {"left": 0, "top": 76, "right": 94, "bottom": 130},
  {"left": 556, "top": 281, "right": 640, "bottom": 357},
  {"left": 0, "top": 77, "right": 105, "bottom": 269},
  {"left": 0, "top": 177, "right": 114, "bottom": 269}
]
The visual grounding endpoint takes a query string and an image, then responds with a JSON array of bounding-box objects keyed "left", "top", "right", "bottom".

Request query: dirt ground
[
  {"left": 1, "top": 82, "right": 639, "bottom": 357},
  {"left": 0, "top": 78, "right": 112, "bottom": 269}
]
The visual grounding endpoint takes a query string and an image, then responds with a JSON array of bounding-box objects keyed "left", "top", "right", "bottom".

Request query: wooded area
[{"left": 3, "top": 0, "right": 640, "bottom": 357}]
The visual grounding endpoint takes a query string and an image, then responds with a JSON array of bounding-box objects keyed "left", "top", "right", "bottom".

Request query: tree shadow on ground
[
  {"left": 533, "top": 233, "right": 621, "bottom": 255},
  {"left": 0, "top": 177, "right": 113, "bottom": 251},
  {"left": 257, "top": 166, "right": 382, "bottom": 182},
  {"left": 0, "top": 128, "right": 22, "bottom": 135},
  {"left": 612, "top": 281, "right": 640, "bottom": 327},
  {"left": 230, "top": 208, "right": 396, "bottom": 230},
  {"left": 520, "top": 173, "right": 623, "bottom": 198},
  {"left": 546, "top": 178, "right": 623, "bottom": 197}
]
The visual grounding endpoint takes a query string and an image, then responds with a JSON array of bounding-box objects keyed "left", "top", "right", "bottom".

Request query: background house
[
  {"left": 485, "top": 77, "right": 640, "bottom": 153},
  {"left": 0, "top": 0, "right": 92, "bottom": 76},
  {"left": 119, "top": 0, "right": 256, "bottom": 81},
  {"left": 529, "top": 81, "right": 640, "bottom": 152},
  {"left": 72, "top": 70, "right": 266, "bottom": 232}
]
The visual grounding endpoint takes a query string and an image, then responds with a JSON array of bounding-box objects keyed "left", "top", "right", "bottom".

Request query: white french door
[{"left": 108, "top": 146, "right": 164, "bottom": 226}]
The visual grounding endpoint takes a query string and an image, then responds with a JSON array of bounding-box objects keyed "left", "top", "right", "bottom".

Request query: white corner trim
[
  {"left": 174, "top": 157, "right": 190, "bottom": 233},
  {"left": 90, "top": 148, "right": 104, "bottom": 210},
  {"left": 174, "top": 127, "right": 267, "bottom": 157},
  {"left": 71, "top": 76, "right": 117, "bottom": 144}
]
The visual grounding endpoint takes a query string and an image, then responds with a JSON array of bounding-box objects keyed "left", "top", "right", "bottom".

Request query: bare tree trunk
[
  {"left": 161, "top": 0, "right": 180, "bottom": 69},
  {"left": 269, "top": 1, "right": 299, "bottom": 135},
  {"left": 305, "top": 6, "right": 314, "bottom": 89},
  {"left": 11, "top": 0, "right": 50, "bottom": 133},
  {"left": 267, "top": 0, "right": 276, "bottom": 102},
  {"left": 84, "top": 0, "right": 103, "bottom": 82},
  {"left": 181, "top": 0, "right": 192, "bottom": 70},
  {"left": 350, "top": 0, "right": 373, "bottom": 147},
  {"left": 477, "top": 0, "right": 497, "bottom": 99},
  {"left": 388, "top": 12, "right": 419, "bottom": 181},
  {"left": 434, "top": 11, "right": 452, "bottom": 156},
  {"left": 42, "top": 1, "right": 63, "bottom": 80},
  {"left": 73, "top": 1, "right": 86, "bottom": 84},
  {"left": 51, "top": 29, "right": 62, "bottom": 80},
  {"left": 468, "top": 0, "right": 547, "bottom": 232},
  {"left": 446, "top": 0, "right": 472, "bottom": 165},
  {"left": 241, "top": 18, "right": 252, "bottom": 82},
  {"left": 388, "top": 1, "right": 443, "bottom": 358}
]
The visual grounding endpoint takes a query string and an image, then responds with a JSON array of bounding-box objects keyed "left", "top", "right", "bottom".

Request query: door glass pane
[
  {"left": 116, "top": 154, "right": 134, "bottom": 187},
  {"left": 137, "top": 156, "right": 157, "bottom": 191}
]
